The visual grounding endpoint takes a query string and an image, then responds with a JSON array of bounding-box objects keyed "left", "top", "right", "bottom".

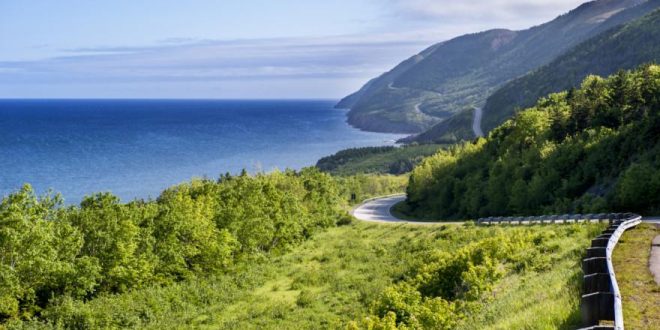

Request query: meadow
[{"left": 8, "top": 221, "right": 603, "bottom": 329}]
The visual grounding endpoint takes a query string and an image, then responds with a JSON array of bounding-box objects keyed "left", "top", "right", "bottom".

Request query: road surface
[
  {"left": 413, "top": 102, "right": 424, "bottom": 115},
  {"left": 351, "top": 194, "right": 461, "bottom": 225},
  {"left": 473, "top": 107, "right": 484, "bottom": 137},
  {"left": 353, "top": 196, "right": 660, "bottom": 226}
]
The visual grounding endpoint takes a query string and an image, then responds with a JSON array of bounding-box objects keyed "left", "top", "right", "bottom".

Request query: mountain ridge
[
  {"left": 480, "top": 0, "right": 660, "bottom": 133},
  {"left": 340, "top": 0, "right": 649, "bottom": 136}
]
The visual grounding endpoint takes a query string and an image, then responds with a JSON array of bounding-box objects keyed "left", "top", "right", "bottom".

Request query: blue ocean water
[{"left": 0, "top": 99, "right": 405, "bottom": 204}]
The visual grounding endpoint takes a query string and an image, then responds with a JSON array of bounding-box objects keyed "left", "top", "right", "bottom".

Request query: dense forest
[
  {"left": 0, "top": 168, "right": 361, "bottom": 323},
  {"left": 406, "top": 65, "right": 660, "bottom": 219},
  {"left": 316, "top": 145, "right": 444, "bottom": 175}
]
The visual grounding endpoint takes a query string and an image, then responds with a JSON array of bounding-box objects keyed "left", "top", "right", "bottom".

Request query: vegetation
[
  {"left": 0, "top": 168, "right": 348, "bottom": 324},
  {"left": 612, "top": 223, "right": 660, "bottom": 329},
  {"left": 482, "top": 5, "right": 660, "bottom": 133},
  {"left": 335, "top": 174, "right": 408, "bottom": 206},
  {"left": 339, "top": 0, "right": 653, "bottom": 134},
  {"left": 0, "top": 166, "right": 416, "bottom": 327},
  {"left": 402, "top": 108, "right": 476, "bottom": 144},
  {"left": 5, "top": 221, "right": 603, "bottom": 329},
  {"left": 406, "top": 65, "right": 660, "bottom": 219},
  {"left": 316, "top": 145, "right": 444, "bottom": 175}
]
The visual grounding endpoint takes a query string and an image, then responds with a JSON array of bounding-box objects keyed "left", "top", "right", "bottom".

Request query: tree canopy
[
  {"left": 406, "top": 65, "right": 660, "bottom": 219},
  {"left": 0, "top": 168, "right": 346, "bottom": 321}
]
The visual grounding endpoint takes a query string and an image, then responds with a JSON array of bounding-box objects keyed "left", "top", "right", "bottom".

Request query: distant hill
[{"left": 340, "top": 0, "right": 650, "bottom": 134}]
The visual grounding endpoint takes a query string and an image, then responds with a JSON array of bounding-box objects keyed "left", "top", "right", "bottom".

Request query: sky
[{"left": 0, "top": 0, "right": 587, "bottom": 99}]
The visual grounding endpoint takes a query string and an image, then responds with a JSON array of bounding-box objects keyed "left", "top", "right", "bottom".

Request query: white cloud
[
  {"left": 0, "top": 0, "right": 596, "bottom": 98},
  {"left": 0, "top": 33, "right": 435, "bottom": 98},
  {"left": 382, "top": 0, "right": 585, "bottom": 29}
]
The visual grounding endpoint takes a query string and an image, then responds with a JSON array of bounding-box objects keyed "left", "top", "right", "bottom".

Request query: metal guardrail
[
  {"left": 477, "top": 212, "right": 642, "bottom": 329},
  {"left": 580, "top": 214, "right": 641, "bottom": 330},
  {"left": 476, "top": 213, "right": 631, "bottom": 225}
]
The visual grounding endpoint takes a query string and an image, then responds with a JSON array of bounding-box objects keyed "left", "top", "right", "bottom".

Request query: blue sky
[{"left": 0, "top": 0, "right": 585, "bottom": 98}]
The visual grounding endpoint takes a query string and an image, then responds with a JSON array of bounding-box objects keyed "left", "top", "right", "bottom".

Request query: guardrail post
[
  {"left": 583, "top": 273, "right": 612, "bottom": 294},
  {"left": 581, "top": 292, "right": 615, "bottom": 326},
  {"left": 591, "top": 237, "right": 610, "bottom": 247},
  {"left": 582, "top": 257, "right": 609, "bottom": 274},
  {"left": 585, "top": 247, "right": 607, "bottom": 258}
]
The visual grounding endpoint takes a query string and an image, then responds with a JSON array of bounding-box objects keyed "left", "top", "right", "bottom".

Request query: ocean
[{"left": 0, "top": 99, "right": 405, "bottom": 204}]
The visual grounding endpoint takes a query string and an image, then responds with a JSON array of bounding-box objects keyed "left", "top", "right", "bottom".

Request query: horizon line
[{"left": 0, "top": 97, "right": 340, "bottom": 101}]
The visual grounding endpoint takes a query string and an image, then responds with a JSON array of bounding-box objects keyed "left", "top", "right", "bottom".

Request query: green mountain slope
[
  {"left": 481, "top": 2, "right": 660, "bottom": 132},
  {"left": 404, "top": 65, "right": 660, "bottom": 220},
  {"left": 409, "top": 0, "right": 660, "bottom": 143},
  {"left": 339, "top": 0, "right": 648, "bottom": 134}
]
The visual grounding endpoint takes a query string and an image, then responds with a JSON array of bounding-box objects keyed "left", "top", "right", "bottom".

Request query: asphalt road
[
  {"left": 473, "top": 107, "right": 484, "bottom": 137},
  {"left": 351, "top": 194, "right": 461, "bottom": 225},
  {"left": 352, "top": 195, "right": 660, "bottom": 226}
]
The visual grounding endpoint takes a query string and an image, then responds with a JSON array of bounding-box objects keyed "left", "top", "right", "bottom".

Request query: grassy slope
[
  {"left": 17, "top": 222, "right": 603, "bottom": 329},
  {"left": 319, "top": 145, "right": 444, "bottom": 176},
  {"left": 460, "top": 256, "right": 584, "bottom": 330},
  {"left": 612, "top": 223, "right": 660, "bottom": 329}
]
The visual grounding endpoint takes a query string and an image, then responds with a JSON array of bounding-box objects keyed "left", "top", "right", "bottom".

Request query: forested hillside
[
  {"left": 316, "top": 144, "right": 444, "bottom": 175},
  {"left": 339, "top": 0, "right": 651, "bottom": 134},
  {"left": 482, "top": 3, "right": 660, "bottom": 133},
  {"left": 405, "top": 65, "right": 660, "bottom": 219}
]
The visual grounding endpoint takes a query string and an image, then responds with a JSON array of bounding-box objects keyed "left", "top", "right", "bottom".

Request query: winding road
[
  {"left": 388, "top": 81, "right": 484, "bottom": 138},
  {"left": 353, "top": 195, "right": 660, "bottom": 226},
  {"left": 413, "top": 102, "right": 424, "bottom": 115},
  {"left": 473, "top": 107, "right": 484, "bottom": 137},
  {"left": 351, "top": 195, "right": 407, "bottom": 223},
  {"left": 351, "top": 194, "right": 460, "bottom": 225}
]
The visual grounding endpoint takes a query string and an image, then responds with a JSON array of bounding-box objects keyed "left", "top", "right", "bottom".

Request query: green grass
[
  {"left": 459, "top": 245, "right": 586, "bottom": 329},
  {"left": 612, "top": 223, "right": 660, "bottom": 330},
  {"left": 13, "top": 222, "right": 603, "bottom": 329}
]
